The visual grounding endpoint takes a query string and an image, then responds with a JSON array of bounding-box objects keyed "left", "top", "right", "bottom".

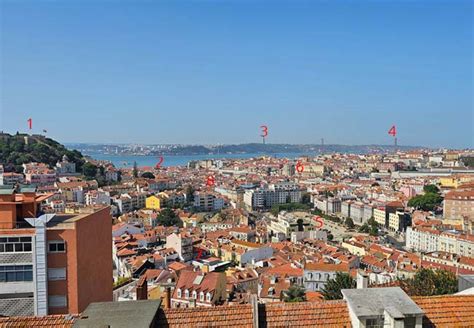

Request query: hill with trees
[{"left": 0, "top": 132, "right": 86, "bottom": 173}]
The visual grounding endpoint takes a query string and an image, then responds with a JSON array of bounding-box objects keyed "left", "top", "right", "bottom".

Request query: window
[
  {"left": 192, "top": 291, "right": 197, "bottom": 299},
  {"left": 185, "top": 289, "right": 189, "bottom": 298},
  {"left": 0, "top": 236, "right": 32, "bottom": 253},
  {"left": 0, "top": 265, "right": 33, "bottom": 282},
  {"left": 206, "top": 292, "right": 212, "bottom": 302},
  {"left": 48, "top": 268, "right": 66, "bottom": 281},
  {"left": 48, "top": 295, "right": 67, "bottom": 308},
  {"left": 200, "top": 292, "right": 204, "bottom": 301},
  {"left": 177, "top": 289, "right": 182, "bottom": 298},
  {"left": 48, "top": 241, "right": 66, "bottom": 253},
  {"left": 366, "top": 317, "right": 384, "bottom": 328},
  {"left": 404, "top": 317, "right": 416, "bottom": 328}
]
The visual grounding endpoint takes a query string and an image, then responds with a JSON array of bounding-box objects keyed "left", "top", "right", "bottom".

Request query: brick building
[{"left": 0, "top": 185, "right": 112, "bottom": 316}]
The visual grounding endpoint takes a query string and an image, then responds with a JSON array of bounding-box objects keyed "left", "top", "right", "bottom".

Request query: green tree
[
  {"left": 156, "top": 208, "right": 182, "bottom": 227},
  {"left": 403, "top": 268, "right": 457, "bottom": 296},
  {"left": 82, "top": 162, "right": 98, "bottom": 179},
  {"left": 369, "top": 225, "right": 379, "bottom": 236},
  {"left": 345, "top": 217, "right": 355, "bottom": 229},
  {"left": 283, "top": 284, "right": 306, "bottom": 303},
  {"left": 358, "top": 223, "right": 370, "bottom": 233},
  {"left": 321, "top": 272, "right": 356, "bottom": 300},
  {"left": 141, "top": 172, "right": 155, "bottom": 179},
  {"left": 408, "top": 193, "right": 443, "bottom": 211},
  {"left": 423, "top": 184, "right": 440, "bottom": 194}
]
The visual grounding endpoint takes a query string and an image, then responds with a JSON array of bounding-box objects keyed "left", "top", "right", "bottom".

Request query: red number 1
[
  {"left": 27, "top": 118, "right": 32, "bottom": 130},
  {"left": 388, "top": 125, "right": 396, "bottom": 137}
]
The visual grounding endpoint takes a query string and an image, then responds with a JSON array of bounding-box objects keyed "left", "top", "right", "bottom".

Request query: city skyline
[{"left": 1, "top": 1, "right": 473, "bottom": 148}]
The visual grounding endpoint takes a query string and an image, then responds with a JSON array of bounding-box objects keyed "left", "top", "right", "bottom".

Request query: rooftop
[
  {"left": 342, "top": 287, "right": 424, "bottom": 319},
  {"left": 73, "top": 300, "right": 162, "bottom": 328}
]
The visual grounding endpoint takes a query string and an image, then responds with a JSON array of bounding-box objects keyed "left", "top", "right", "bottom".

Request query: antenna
[
  {"left": 321, "top": 138, "right": 324, "bottom": 154},
  {"left": 388, "top": 125, "right": 397, "bottom": 153},
  {"left": 260, "top": 125, "right": 268, "bottom": 145}
]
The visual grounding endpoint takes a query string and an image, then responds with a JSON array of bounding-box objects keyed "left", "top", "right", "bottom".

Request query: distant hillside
[
  {"left": 0, "top": 133, "right": 85, "bottom": 173},
  {"left": 149, "top": 143, "right": 422, "bottom": 156},
  {"left": 68, "top": 142, "right": 424, "bottom": 157}
]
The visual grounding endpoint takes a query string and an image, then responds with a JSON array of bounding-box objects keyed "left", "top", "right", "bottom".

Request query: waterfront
[{"left": 87, "top": 152, "right": 313, "bottom": 168}]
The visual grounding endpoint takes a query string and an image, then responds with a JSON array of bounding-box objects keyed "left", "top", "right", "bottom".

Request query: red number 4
[{"left": 388, "top": 125, "right": 396, "bottom": 137}]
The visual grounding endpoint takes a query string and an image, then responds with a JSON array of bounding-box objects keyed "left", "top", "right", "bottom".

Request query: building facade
[{"left": 0, "top": 186, "right": 113, "bottom": 317}]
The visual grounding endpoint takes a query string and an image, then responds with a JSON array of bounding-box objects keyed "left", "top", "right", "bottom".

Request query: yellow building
[
  {"left": 440, "top": 175, "right": 474, "bottom": 189},
  {"left": 373, "top": 208, "right": 387, "bottom": 227},
  {"left": 439, "top": 177, "right": 458, "bottom": 189},
  {"left": 145, "top": 195, "right": 161, "bottom": 210},
  {"left": 341, "top": 241, "right": 366, "bottom": 256}
]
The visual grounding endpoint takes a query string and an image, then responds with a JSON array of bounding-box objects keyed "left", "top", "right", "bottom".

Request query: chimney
[
  {"left": 250, "top": 294, "right": 259, "bottom": 328},
  {"left": 356, "top": 271, "right": 368, "bottom": 289},
  {"left": 163, "top": 286, "right": 171, "bottom": 309},
  {"left": 136, "top": 275, "right": 148, "bottom": 300}
]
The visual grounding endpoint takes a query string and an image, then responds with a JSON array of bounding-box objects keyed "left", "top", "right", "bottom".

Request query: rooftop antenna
[
  {"left": 260, "top": 125, "right": 268, "bottom": 145},
  {"left": 388, "top": 125, "right": 397, "bottom": 152},
  {"left": 321, "top": 138, "right": 324, "bottom": 154}
]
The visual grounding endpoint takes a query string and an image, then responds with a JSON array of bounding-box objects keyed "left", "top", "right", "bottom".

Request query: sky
[{"left": 0, "top": 0, "right": 472, "bottom": 148}]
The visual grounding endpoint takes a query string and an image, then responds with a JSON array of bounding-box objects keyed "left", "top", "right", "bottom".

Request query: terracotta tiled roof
[
  {"left": 157, "top": 304, "right": 253, "bottom": 327},
  {"left": 260, "top": 301, "right": 351, "bottom": 327},
  {"left": 0, "top": 314, "right": 77, "bottom": 327},
  {"left": 414, "top": 294, "right": 474, "bottom": 327},
  {"left": 305, "top": 262, "right": 349, "bottom": 272}
]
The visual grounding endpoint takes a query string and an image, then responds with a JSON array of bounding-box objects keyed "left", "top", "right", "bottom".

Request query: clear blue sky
[{"left": 1, "top": 0, "right": 472, "bottom": 148}]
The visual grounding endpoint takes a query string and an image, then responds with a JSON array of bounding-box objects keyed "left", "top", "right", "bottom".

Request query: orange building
[{"left": 0, "top": 185, "right": 112, "bottom": 316}]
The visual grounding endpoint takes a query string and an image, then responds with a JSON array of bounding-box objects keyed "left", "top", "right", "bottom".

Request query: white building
[
  {"left": 244, "top": 182, "right": 302, "bottom": 210},
  {"left": 193, "top": 192, "right": 225, "bottom": 212}
]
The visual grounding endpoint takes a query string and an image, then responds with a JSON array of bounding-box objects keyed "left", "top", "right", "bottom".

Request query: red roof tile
[
  {"left": 157, "top": 304, "right": 253, "bottom": 327},
  {"left": 414, "top": 294, "right": 474, "bottom": 327}
]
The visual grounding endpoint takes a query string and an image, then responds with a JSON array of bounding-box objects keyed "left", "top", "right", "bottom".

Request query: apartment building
[
  {"left": 443, "top": 190, "right": 474, "bottom": 223},
  {"left": 406, "top": 226, "right": 474, "bottom": 257},
  {"left": 373, "top": 207, "right": 387, "bottom": 227},
  {"left": 304, "top": 262, "right": 349, "bottom": 292},
  {"left": 315, "top": 198, "right": 341, "bottom": 215},
  {"left": 388, "top": 211, "right": 411, "bottom": 232},
  {"left": 193, "top": 192, "right": 225, "bottom": 212},
  {"left": 341, "top": 200, "right": 352, "bottom": 219},
  {"left": 85, "top": 189, "right": 111, "bottom": 206},
  {"left": 350, "top": 202, "right": 366, "bottom": 225},
  {"left": 112, "top": 192, "right": 146, "bottom": 214},
  {"left": 0, "top": 172, "right": 25, "bottom": 186},
  {"left": 55, "top": 156, "right": 76, "bottom": 176},
  {"left": 23, "top": 163, "right": 56, "bottom": 186},
  {"left": 171, "top": 270, "right": 227, "bottom": 308},
  {"left": 244, "top": 183, "right": 302, "bottom": 210},
  {"left": 269, "top": 212, "right": 315, "bottom": 241},
  {"left": 166, "top": 233, "right": 193, "bottom": 262},
  {"left": 0, "top": 185, "right": 112, "bottom": 317}
]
